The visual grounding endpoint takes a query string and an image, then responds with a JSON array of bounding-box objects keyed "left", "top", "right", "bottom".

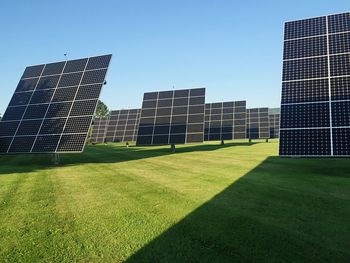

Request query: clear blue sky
[{"left": 0, "top": 1, "right": 349, "bottom": 114}]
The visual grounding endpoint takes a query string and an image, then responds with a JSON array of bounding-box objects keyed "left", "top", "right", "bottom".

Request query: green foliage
[
  {"left": 95, "top": 100, "right": 109, "bottom": 117},
  {"left": 0, "top": 140, "right": 349, "bottom": 262}
]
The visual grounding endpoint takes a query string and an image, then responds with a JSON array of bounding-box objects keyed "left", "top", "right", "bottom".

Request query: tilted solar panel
[
  {"left": 280, "top": 12, "right": 350, "bottom": 156},
  {"left": 246, "top": 108, "right": 270, "bottom": 140},
  {"left": 204, "top": 101, "right": 246, "bottom": 141},
  {"left": 0, "top": 54, "right": 112, "bottom": 154},
  {"left": 136, "top": 88, "right": 205, "bottom": 145},
  {"left": 105, "top": 109, "right": 141, "bottom": 142}
]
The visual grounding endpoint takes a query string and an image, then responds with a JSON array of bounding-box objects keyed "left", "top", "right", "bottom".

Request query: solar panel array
[
  {"left": 105, "top": 109, "right": 141, "bottom": 142},
  {"left": 280, "top": 12, "right": 350, "bottom": 156},
  {"left": 246, "top": 108, "right": 270, "bottom": 139},
  {"left": 0, "top": 55, "right": 111, "bottom": 154},
  {"left": 90, "top": 116, "right": 108, "bottom": 143},
  {"left": 204, "top": 101, "right": 246, "bottom": 141},
  {"left": 136, "top": 88, "right": 205, "bottom": 145},
  {"left": 269, "top": 113, "right": 280, "bottom": 138}
]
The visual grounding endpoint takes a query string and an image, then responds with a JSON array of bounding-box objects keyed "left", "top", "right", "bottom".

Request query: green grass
[{"left": 0, "top": 140, "right": 349, "bottom": 262}]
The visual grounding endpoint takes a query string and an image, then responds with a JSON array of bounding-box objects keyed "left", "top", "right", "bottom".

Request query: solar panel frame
[
  {"left": 0, "top": 54, "right": 112, "bottom": 154},
  {"left": 246, "top": 108, "right": 270, "bottom": 140},
  {"left": 136, "top": 88, "right": 205, "bottom": 145},
  {"left": 204, "top": 101, "right": 246, "bottom": 141},
  {"left": 280, "top": 12, "right": 350, "bottom": 156}
]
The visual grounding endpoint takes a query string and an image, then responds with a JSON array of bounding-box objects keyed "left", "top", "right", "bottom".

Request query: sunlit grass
[{"left": 0, "top": 140, "right": 349, "bottom": 262}]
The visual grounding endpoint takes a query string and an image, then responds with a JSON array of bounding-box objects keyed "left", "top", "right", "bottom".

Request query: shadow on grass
[
  {"left": 0, "top": 141, "right": 258, "bottom": 175},
  {"left": 126, "top": 156, "right": 350, "bottom": 262}
]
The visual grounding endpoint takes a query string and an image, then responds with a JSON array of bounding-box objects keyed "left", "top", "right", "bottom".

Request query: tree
[{"left": 95, "top": 100, "right": 109, "bottom": 117}]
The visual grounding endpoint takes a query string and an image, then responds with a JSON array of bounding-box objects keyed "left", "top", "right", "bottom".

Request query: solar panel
[
  {"left": 90, "top": 116, "right": 109, "bottom": 143},
  {"left": 204, "top": 101, "right": 246, "bottom": 141},
  {"left": 269, "top": 112, "right": 280, "bottom": 139},
  {"left": 105, "top": 109, "right": 141, "bottom": 142},
  {"left": 0, "top": 54, "right": 112, "bottom": 154},
  {"left": 246, "top": 108, "right": 270, "bottom": 140},
  {"left": 136, "top": 88, "right": 205, "bottom": 145},
  {"left": 280, "top": 12, "right": 350, "bottom": 156}
]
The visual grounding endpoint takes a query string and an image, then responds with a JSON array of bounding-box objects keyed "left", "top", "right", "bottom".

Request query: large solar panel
[
  {"left": 105, "top": 109, "right": 141, "bottom": 142},
  {"left": 280, "top": 12, "right": 350, "bottom": 156},
  {"left": 246, "top": 108, "right": 270, "bottom": 140},
  {"left": 204, "top": 101, "right": 246, "bottom": 141},
  {"left": 269, "top": 112, "right": 280, "bottom": 139},
  {"left": 90, "top": 116, "right": 108, "bottom": 143},
  {"left": 0, "top": 54, "right": 112, "bottom": 153},
  {"left": 136, "top": 88, "right": 205, "bottom": 145}
]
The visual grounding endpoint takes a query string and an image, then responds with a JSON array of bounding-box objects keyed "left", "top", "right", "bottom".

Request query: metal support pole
[
  {"left": 221, "top": 139, "right": 225, "bottom": 146},
  {"left": 171, "top": 144, "right": 176, "bottom": 153},
  {"left": 52, "top": 153, "right": 60, "bottom": 165}
]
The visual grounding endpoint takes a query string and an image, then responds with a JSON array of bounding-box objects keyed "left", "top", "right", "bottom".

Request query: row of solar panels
[
  {"left": 90, "top": 98, "right": 280, "bottom": 145},
  {"left": 2, "top": 12, "right": 348, "bottom": 156},
  {"left": 0, "top": 54, "right": 278, "bottom": 154}
]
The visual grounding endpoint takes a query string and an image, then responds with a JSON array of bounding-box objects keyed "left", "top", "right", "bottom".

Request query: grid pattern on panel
[
  {"left": 246, "top": 108, "right": 270, "bottom": 139},
  {"left": 269, "top": 113, "right": 280, "bottom": 138},
  {"left": 204, "top": 101, "right": 246, "bottom": 141},
  {"left": 90, "top": 116, "right": 108, "bottom": 143},
  {"left": 0, "top": 54, "right": 111, "bottom": 154},
  {"left": 136, "top": 88, "right": 205, "bottom": 145},
  {"left": 280, "top": 12, "right": 350, "bottom": 156},
  {"left": 105, "top": 109, "right": 141, "bottom": 142}
]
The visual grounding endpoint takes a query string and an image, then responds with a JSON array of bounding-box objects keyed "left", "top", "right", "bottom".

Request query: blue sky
[{"left": 0, "top": 0, "right": 349, "bottom": 114}]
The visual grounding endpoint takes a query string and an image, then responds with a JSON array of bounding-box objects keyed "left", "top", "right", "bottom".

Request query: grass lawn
[{"left": 0, "top": 140, "right": 349, "bottom": 262}]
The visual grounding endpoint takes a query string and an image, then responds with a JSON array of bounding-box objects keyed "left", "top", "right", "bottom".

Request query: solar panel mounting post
[
  {"left": 221, "top": 139, "right": 225, "bottom": 145},
  {"left": 52, "top": 153, "right": 60, "bottom": 165},
  {"left": 171, "top": 144, "right": 176, "bottom": 153}
]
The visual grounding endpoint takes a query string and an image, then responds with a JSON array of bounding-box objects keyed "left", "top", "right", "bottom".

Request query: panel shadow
[
  {"left": 126, "top": 156, "right": 350, "bottom": 262},
  {"left": 0, "top": 141, "right": 258, "bottom": 175}
]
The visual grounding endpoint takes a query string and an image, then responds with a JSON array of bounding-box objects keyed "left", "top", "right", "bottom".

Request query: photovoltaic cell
[
  {"left": 136, "top": 88, "right": 205, "bottom": 145},
  {"left": 0, "top": 54, "right": 112, "bottom": 154},
  {"left": 280, "top": 12, "right": 350, "bottom": 156},
  {"left": 283, "top": 36, "right": 327, "bottom": 60},
  {"left": 204, "top": 101, "right": 246, "bottom": 141},
  {"left": 284, "top": 16, "right": 326, "bottom": 40}
]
